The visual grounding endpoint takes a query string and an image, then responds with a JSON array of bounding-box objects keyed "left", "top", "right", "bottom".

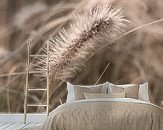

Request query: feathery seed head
[{"left": 35, "top": 4, "right": 128, "bottom": 80}]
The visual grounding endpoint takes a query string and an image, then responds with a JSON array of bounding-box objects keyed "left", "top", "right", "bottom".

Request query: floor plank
[
  {"left": 0, "top": 123, "right": 6, "bottom": 127},
  {"left": 14, "top": 123, "right": 30, "bottom": 130},
  {"left": 34, "top": 123, "right": 43, "bottom": 127},
  {"left": 0, "top": 123, "right": 7, "bottom": 129},
  {"left": 23, "top": 123, "right": 38, "bottom": 129},
  {"left": 4, "top": 123, "right": 21, "bottom": 130},
  {"left": 0, "top": 123, "right": 14, "bottom": 130}
]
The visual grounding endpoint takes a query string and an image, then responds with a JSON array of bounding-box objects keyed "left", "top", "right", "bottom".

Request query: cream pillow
[
  {"left": 66, "top": 82, "right": 109, "bottom": 103},
  {"left": 108, "top": 82, "right": 150, "bottom": 102},
  {"left": 84, "top": 93, "right": 126, "bottom": 99},
  {"left": 109, "top": 84, "right": 139, "bottom": 99}
]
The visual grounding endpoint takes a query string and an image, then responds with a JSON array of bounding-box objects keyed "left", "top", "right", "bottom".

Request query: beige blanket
[{"left": 42, "top": 98, "right": 163, "bottom": 130}]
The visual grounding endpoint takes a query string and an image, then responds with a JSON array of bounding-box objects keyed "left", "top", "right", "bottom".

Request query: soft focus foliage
[{"left": 0, "top": 0, "right": 163, "bottom": 113}]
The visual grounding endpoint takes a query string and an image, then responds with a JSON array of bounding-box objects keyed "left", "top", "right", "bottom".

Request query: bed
[
  {"left": 42, "top": 98, "right": 163, "bottom": 130},
  {"left": 23, "top": 97, "right": 163, "bottom": 130}
]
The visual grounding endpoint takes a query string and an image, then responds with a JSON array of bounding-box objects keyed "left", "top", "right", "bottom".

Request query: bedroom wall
[{"left": 0, "top": 0, "right": 162, "bottom": 112}]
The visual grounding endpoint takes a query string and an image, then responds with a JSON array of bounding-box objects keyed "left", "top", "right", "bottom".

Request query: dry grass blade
[
  {"left": 95, "top": 62, "right": 110, "bottom": 85},
  {"left": 36, "top": 4, "right": 128, "bottom": 80}
]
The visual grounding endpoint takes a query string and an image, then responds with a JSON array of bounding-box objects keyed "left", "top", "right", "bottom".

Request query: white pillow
[
  {"left": 66, "top": 82, "right": 76, "bottom": 103},
  {"left": 138, "top": 83, "right": 149, "bottom": 102},
  {"left": 66, "top": 82, "right": 109, "bottom": 103}
]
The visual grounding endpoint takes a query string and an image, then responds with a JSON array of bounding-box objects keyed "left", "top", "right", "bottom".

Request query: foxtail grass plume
[{"left": 35, "top": 4, "right": 128, "bottom": 80}]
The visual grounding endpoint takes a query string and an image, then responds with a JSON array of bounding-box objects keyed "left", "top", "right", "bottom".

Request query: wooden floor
[
  {"left": 0, "top": 113, "right": 46, "bottom": 130},
  {"left": 0, "top": 122, "right": 43, "bottom": 130}
]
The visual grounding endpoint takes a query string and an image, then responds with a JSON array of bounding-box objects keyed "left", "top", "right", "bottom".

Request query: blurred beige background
[{"left": 0, "top": 0, "right": 163, "bottom": 113}]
